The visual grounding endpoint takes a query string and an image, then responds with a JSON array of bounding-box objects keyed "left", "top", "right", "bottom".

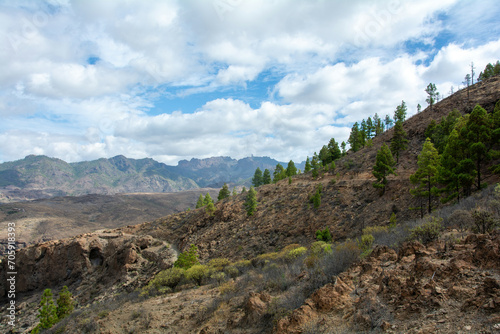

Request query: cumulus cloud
[{"left": 0, "top": 0, "right": 499, "bottom": 164}]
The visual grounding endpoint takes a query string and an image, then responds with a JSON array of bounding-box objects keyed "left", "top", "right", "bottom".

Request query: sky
[{"left": 1, "top": 0, "right": 500, "bottom": 166}]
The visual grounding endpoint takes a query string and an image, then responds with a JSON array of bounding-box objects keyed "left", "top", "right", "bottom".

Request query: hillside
[
  {"left": 1, "top": 76, "right": 500, "bottom": 333},
  {"left": 0, "top": 155, "right": 298, "bottom": 202},
  {"left": 0, "top": 188, "right": 220, "bottom": 255}
]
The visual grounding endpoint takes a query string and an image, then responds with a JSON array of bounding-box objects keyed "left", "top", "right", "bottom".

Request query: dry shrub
[{"left": 446, "top": 209, "right": 473, "bottom": 232}]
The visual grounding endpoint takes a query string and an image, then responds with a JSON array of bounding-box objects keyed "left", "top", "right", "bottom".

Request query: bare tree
[{"left": 470, "top": 62, "right": 476, "bottom": 84}]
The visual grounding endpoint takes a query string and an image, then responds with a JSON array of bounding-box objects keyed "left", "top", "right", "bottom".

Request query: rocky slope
[{"left": 276, "top": 234, "right": 500, "bottom": 333}]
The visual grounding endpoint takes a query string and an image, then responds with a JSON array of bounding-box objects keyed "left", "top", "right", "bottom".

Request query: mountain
[
  {"left": 1, "top": 76, "right": 500, "bottom": 333},
  {"left": 177, "top": 156, "right": 303, "bottom": 188},
  {"left": 0, "top": 155, "right": 299, "bottom": 202}
]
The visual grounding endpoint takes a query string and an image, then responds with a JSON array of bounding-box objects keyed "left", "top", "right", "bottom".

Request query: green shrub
[
  {"left": 358, "top": 234, "right": 374, "bottom": 255},
  {"left": 224, "top": 265, "right": 239, "bottom": 279},
  {"left": 185, "top": 264, "right": 209, "bottom": 285},
  {"left": 234, "top": 260, "right": 252, "bottom": 272},
  {"left": 210, "top": 272, "right": 226, "bottom": 285},
  {"left": 56, "top": 286, "right": 74, "bottom": 320},
  {"left": 389, "top": 212, "right": 397, "bottom": 228},
  {"left": 208, "top": 258, "right": 231, "bottom": 271},
  {"left": 219, "top": 280, "right": 237, "bottom": 296},
  {"left": 151, "top": 267, "right": 185, "bottom": 289},
  {"left": 409, "top": 217, "right": 443, "bottom": 244},
  {"left": 252, "top": 252, "right": 279, "bottom": 267},
  {"left": 362, "top": 225, "right": 388, "bottom": 235},
  {"left": 315, "top": 228, "right": 332, "bottom": 242},
  {"left": 174, "top": 244, "right": 199, "bottom": 269},
  {"left": 285, "top": 247, "right": 307, "bottom": 262},
  {"left": 310, "top": 241, "right": 332, "bottom": 256},
  {"left": 98, "top": 310, "right": 109, "bottom": 319}
]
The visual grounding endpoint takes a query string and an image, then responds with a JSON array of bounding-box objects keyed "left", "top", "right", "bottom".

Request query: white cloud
[{"left": 0, "top": 0, "right": 499, "bottom": 165}]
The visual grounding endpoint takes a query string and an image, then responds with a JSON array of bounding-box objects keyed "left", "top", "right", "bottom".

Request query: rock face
[
  {"left": 276, "top": 232, "right": 500, "bottom": 333},
  {"left": 0, "top": 231, "right": 176, "bottom": 303}
]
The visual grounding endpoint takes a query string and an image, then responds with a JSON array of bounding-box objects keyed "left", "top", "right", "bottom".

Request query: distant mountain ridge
[{"left": 0, "top": 154, "right": 301, "bottom": 202}]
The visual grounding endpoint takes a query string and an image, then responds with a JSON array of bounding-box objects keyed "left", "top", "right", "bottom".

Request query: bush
[
  {"left": 174, "top": 244, "right": 199, "bottom": 269},
  {"left": 252, "top": 252, "right": 279, "bottom": 267},
  {"left": 358, "top": 234, "right": 374, "bottom": 254},
  {"left": 310, "top": 241, "right": 332, "bottom": 257},
  {"left": 446, "top": 209, "right": 473, "bottom": 232},
  {"left": 208, "top": 258, "right": 231, "bottom": 271},
  {"left": 409, "top": 217, "right": 443, "bottom": 244},
  {"left": 219, "top": 280, "right": 237, "bottom": 296},
  {"left": 315, "top": 228, "right": 332, "bottom": 242},
  {"left": 234, "top": 260, "right": 252, "bottom": 273},
  {"left": 362, "top": 225, "right": 389, "bottom": 236},
  {"left": 285, "top": 247, "right": 307, "bottom": 262},
  {"left": 185, "top": 264, "right": 209, "bottom": 285},
  {"left": 471, "top": 208, "right": 498, "bottom": 233},
  {"left": 224, "top": 265, "right": 239, "bottom": 279},
  {"left": 151, "top": 267, "right": 185, "bottom": 289},
  {"left": 210, "top": 272, "right": 226, "bottom": 285}
]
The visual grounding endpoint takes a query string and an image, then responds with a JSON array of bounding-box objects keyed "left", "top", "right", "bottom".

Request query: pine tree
[
  {"left": 328, "top": 138, "right": 341, "bottom": 161},
  {"left": 196, "top": 194, "right": 205, "bottom": 208},
  {"left": 373, "top": 113, "right": 384, "bottom": 136},
  {"left": 425, "top": 83, "right": 438, "bottom": 112},
  {"left": 465, "top": 104, "right": 493, "bottom": 190},
  {"left": 262, "top": 169, "right": 272, "bottom": 185},
  {"left": 241, "top": 187, "right": 247, "bottom": 194},
  {"left": 312, "top": 188, "right": 321, "bottom": 209},
  {"left": 252, "top": 167, "right": 263, "bottom": 187},
  {"left": 204, "top": 193, "right": 213, "bottom": 206},
  {"left": 174, "top": 244, "right": 199, "bottom": 269},
  {"left": 244, "top": 186, "right": 258, "bottom": 216},
  {"left": 439, "top": 129, "right": 460, "bottom": 203},
  {"left": 390, "top": 121, "right": 408, "bottom": 163},
  {"left": 217, "top": 183, "right": 230, "bottom": 201},
  {"left": 384, "top": 114, "right": 393, "bottom": 131},
  {"left": 341, "top": 141, "right": 347, "bottom": 156},
  {"left": 56, "top": 286, "right": 74, "bottom": 320},
  {"left": 286, "top": 160, "right": 297, "bottom": 176},
  {"left": 37, "top": 289, "right": 58, "bottom": 329},
  {"left": 372, "top": 144, "right": 396, "bottom": 194},
  {"left": 205, "top": 200, "right": 215, "bottom": 216},
  {"left": 366, "top": 117, "right": 374, "bottom": 139},
  {"left": 311, "top": 153, "right": 320, "bottom": 179},
  {"left": 232, "top": 187, "right": 237, "bottom": 197},
  {"left": 410, "top": 138, "right": 441, "bottom": 214},
  {"left": 273, "top": 163, "right": 286, "bottom": 182},
  {"left": 360, "top": 119, "right": 367, "bottom": 147},
  {"left": 348, "top": 122, "right": 361, "bottom": 152},
  {"left": 304, "top": 157, "right": 311, "bottom": 172},
  {"left": 478, "top": 61, "right": 500, "bottom": 81},
  {"left": 394, "top": 100, "right": 407, "bottom": 124}
]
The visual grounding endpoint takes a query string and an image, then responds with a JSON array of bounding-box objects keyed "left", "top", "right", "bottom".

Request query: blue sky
[{"left": 1, "top": 0, "right": 500, "bottom": 165}]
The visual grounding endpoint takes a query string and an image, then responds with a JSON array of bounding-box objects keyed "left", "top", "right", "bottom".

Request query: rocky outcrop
[
  {"left": 276, "top": 233, "right": 500, "bottom": 333},
  {"left": 0, "top": 231, "right": 176, "bottom": 303}
]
